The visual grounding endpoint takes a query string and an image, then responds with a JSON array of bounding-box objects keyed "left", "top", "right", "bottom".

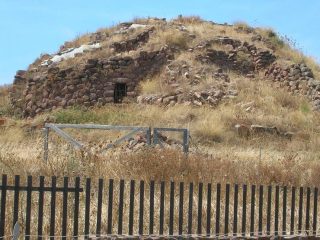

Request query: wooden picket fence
[{"left": 0, "top": 174, "right": 319, "bottom": 239}]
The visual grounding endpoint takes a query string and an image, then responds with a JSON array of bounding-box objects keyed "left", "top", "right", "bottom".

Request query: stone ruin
[
  {"left": 110, "top": 27, "right": 154, "bottom": 52},
  {"left": 8, "top": 19, "right": 320, "bottom": 118},
  {"left": 196, "top": 37, "right": 276, "bottom": 74},
  {"left": 137, "top": 36, "right": 276, "bottom": 108},
  {"left": 89, "top": 132, "right": 184, "bottom": 156},
  {"left": 10, "top": 47, "right": 171, "bottom": 117},
  {"left": 265, "top": 63, "right": 320, "bottom": 110},
  {"left": 9, "top": 23, "right": 168, "bottom": 118}
]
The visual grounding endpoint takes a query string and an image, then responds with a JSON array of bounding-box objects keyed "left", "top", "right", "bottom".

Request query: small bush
[
  {"left": 164, "top": 30, "right": 189, "bottom": 49},
  {"left": 234, "top": 21, "right": 254, "bottom": 33},
  {"left": 274, "top": 90, "right": 299, "bottom": 109},
  {"left": 300, "top": 101, "right": 311, "bottom": 114},
  {"left": 263, "top": 28, "right": 285, "bottom": 50},
  {"left": 174, "top": 15, "right": 203, "bottom": 25}
]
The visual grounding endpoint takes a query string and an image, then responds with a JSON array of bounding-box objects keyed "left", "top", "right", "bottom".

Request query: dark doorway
[{"left": 114, "top": 83, "right": 127, "bottom": 103}]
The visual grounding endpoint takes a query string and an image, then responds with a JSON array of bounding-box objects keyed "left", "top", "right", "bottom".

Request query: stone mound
[{"left": 8, "top": 18, "right": 320, "bottom": 118}]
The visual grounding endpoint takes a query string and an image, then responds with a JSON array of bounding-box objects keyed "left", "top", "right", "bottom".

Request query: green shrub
[
  {"left": 300, "top": 101, "right": 311, "bottom": 114},
  {"left": 265, "top": 29, "right": 285, "bottom": 49}
]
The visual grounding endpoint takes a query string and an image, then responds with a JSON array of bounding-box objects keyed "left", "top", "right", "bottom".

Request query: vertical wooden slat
[
  {"left": 266, "top": 185, "right": 272, "bottom": 236},
  {"left": 275, "top": 186, "right": 280, "bottom": 236},
  {"left": 242, "top": 185, "right": 247, "bottom": 236},
  {"left": 107, "top": 179, "right": 114, "bottom": 235},
  {"left": 96, "top": 178, "right": 103, "bottom": 236},
  {"left": 224, "top": 184, "right": 230, "bottom": 236},
  {"left": 207, "top": 183, "right": 212, "bottom": 236},
  {"left": 139, "top": 180, "right": 145, "bottom": 235},
  {"left": 283, "top": 186, "right": 287, "bottom": 235},
  {"left": 13, "top": 175, "right": 20, "bottom": 228},
  {"left": 233, "top": 184, "right": 239, "bottom": 236},
  {"left": 298, "top": 187, "right": 303, "bottom": 234},
  {"left": 215, "top": 183, "right": 221, "bottom": 235},
  {"left": 198, "top": 182, "right": 203, "bottom": 235},
  {"left": 62, "top": 177, "right": 69, "bottom": 240},
  {"left": 73, "top": 177, "right": 80, "bottom": 239},
  {"left": 118, "top": 179, "right": 124, "bottom": 235},
  {"left": 0, "top": 174, "right": 7, "bottom": 239},
  {"left": 159, "top": 181, "right": 165, "bottom": 235},
  {"left": 306, "top": 187, "right": 311, "bottom": 234},
  {"left": 258, "top": 185, "right": 263, "bottom": 236},
  {"left": 149, "top": 181, "right": 154, "bottom": 235},
  {"left": 179, "top": 182, "right": 184, "bottom": 235},
  {"left": 188, "top": 182, "right": 193, "bottom": 235},
  {"left": 50, "top": 176, "right": 56, "bottom": 240},
  {"left": 290, "top": 187, "right": 296, "bottom": 235},
  {"left": 313, "top": 187, "right": 318, "bottom": 235},
  {"left": 129, "top": 180, "right": 135, "bottom": 235},
  {"left": 25, "top": 176, "right": 32, "bottom": 240},
  {"left": 250, "top": 185, "right": 256, "bottom": 236},
  {"left": 169, "top": 181, "right": 175, "bottom": 236},
  {"left": 38, "top": 176, "right": 44, "bottom": 240},
  {"left": 84, "top": 178, "right": 91, "bottom": 239}
]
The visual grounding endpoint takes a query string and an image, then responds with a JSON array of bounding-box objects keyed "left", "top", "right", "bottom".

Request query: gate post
[
  {"left": 146, "top": 127, "right": 152, "bottom": 145},
  {"left": 153, "top": 129, "right": 159, "bottom": 145},
  {"left": 43, "top": 127, "right": 49, "bottom": 162},
  {"left": 183, "top": 129, "right": 189, "bottom": 153}
]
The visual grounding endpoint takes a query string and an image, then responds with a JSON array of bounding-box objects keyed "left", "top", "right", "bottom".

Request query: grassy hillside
[{"left": 1, "top": 16, "right": 320, "bottom": 186}]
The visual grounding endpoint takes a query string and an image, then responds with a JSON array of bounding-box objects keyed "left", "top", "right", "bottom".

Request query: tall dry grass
[{"left": 2, "top": 75, "right": 320, "bottom": 186}]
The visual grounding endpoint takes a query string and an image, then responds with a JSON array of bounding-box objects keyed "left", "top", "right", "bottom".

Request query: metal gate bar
[{"left": 43, "top": 124, "right": 189, "bottom": 162}]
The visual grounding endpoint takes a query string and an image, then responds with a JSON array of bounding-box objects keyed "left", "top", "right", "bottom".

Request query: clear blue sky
[{"left": 1, "top": 0, "right": 320, "bottom": 85}]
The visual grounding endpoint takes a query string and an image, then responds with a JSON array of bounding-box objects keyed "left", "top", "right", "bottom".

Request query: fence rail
[
  {"left": 44, "top": 124, "right": 189, "bottom": 162},
  {"left": 0, "top": 174, "right": 319, "bottom": 238}
]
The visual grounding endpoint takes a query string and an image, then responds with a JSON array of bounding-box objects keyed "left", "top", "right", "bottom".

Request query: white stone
[
  {"left": 129, "top": 24, "right": 147, "bottom": 29},
  {"left": 41, "top": 43, "right": 101, "bottom": 66}
]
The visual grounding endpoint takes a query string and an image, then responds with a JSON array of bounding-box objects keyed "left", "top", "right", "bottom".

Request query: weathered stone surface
[
  {"left": 111, "top": 27, "right": 154, "bottom": 52},
  {"left": 196, "top": 39, "right": 275, "bottom": 74},
  {"left": 235, "top": 123, "right": 295, "bottom": 140},
  {"left": 265, "top": 63, "right": 320, "bottom": 110},
  {"left": 10, "top": 47, "right": 171, "bottom": 117},
  {"left": 8, "top": 20, "right": 319, "bottom": 118}
]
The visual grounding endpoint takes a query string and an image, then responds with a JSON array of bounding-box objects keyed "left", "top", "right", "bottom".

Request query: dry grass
[
  {"left": 2, "top": 114, "right": 320, "bottom": 236},
  {"left": 2, "top": 77, "right": 320, "bottom": 237},
  {"left": 148, "top": 28, "right": 190, "bottom": 50},
  {"left": 3, "top": 17, "right": 320, "bottom": 186},
  {"left": 3, "top": 17, "right": 320, "bottom": 238},
  {"left": 139, "top": 75, "right": 170, "bottom": 95},
  {"left": 2, "top": 75, "right": 320, "bottom": 185},
  {"left": 233, "top": 21, "right": 254, "bottom": 33},
  {"left": 172, "top": 15, "right": 204, "bottom": 25},
  {"left": 4, "top": 146, "right": 318, "bottom": 237},
  {"left": 1, "top": 142, "right": 319, "bottom": 187},
  {"left": 0, "top": 85, "right": 9, "bottom": 105},
  {"left": 0, "top": 85, "right": 13, "bottom": 116}
]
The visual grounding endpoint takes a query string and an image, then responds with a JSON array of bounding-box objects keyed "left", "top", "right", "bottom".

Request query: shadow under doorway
[{"left": 114, "top": 83, "right": 127, "bottom": 103}]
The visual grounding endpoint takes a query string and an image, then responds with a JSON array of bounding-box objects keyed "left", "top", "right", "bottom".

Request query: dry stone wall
[
  {"left": 196, "top": 37, "right": 276, "bottom": 74},
  {"left": 111, "top": 27, "right": 154, "bottom": 52},
  {"left": 265, "top": 63, "right": 320, "bottom": 110},
  {"left": 8, "top": 20, "right": 320, "bottom": 117},
  {"left": 10, "top": 47, "right": 171, "bottom": 117}
]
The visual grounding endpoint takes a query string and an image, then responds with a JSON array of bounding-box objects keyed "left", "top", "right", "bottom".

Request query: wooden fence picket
[{"left": 0, "top": 174, "right": 319, "bottom": 238}]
